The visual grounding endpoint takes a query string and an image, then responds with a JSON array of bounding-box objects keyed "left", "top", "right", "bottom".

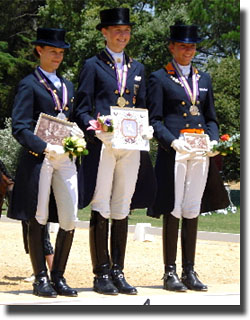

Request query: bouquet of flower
[
  {"left": 212, "top": 133, "right": 240, "bottom": 156},
  {"left": 62, "top": 136, "right": 88, "bottom": 163},
  {"left": 87, "top": 113, "right": 114, "bottom": 132}
]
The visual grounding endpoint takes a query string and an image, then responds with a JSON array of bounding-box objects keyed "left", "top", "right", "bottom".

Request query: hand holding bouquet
[
  {"left": 62, "top": 136, "right": 88, "bottom": 163},
  {"left": 212, "top": 133, "right": 240, "bottom": 156}
]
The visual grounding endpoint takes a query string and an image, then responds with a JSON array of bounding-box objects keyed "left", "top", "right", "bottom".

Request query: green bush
[
  {"left": 206, "top": 56, "right": 240, "bottom": 181},
  {"left": 0, "top": 118, "right": 21, "bottom": 178}
]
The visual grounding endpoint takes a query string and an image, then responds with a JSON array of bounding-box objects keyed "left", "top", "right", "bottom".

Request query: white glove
[
  {"left": 206, "top": 140, "right": 220, "bottom": 157},
  {"left": 171, "top": 139, "right": 192, "bottom": 154},
  {"left": 45, "top": 143, "right": 65, "bottom": 160},
  {"left": 142, "top": 126, "right": 154, "bottom": 140},
  {"left": 96, "top": 130, "right": 114, "bottom": 147},
  {"left": 71, "top": 123, "right": 84, "bottom": 138}
]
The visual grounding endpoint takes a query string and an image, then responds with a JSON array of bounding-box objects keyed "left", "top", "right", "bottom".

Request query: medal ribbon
[
  {"left": 116, "top": 63, "right": 128, "bottom": 97},
  {"left": 34, "top": 67, "right": 68, "bottom": 112},
  {"left": 172, "top": 60, "right": 198, "bottom": 106},
  {"left": 104, "top": 49, "right": 128, "bottom": 97}
]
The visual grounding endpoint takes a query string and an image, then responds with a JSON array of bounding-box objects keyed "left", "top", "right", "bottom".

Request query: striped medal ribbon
[
  {"left": 172, "top": 60, "right": 199, "bottom": 116},
  {"left": 105, "top": 49, "right": 128, "bottom": 108},
  {"left": 34, "top": 67, "right": 68, "bottom": 119}
]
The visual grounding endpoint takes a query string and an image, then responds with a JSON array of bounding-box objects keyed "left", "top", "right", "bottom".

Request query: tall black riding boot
[
  {"left": 89, "top": 210, "right": 118, "bottom": 295},
  {"left": 162, "top": 214, "right": 187, "bottom": 292},
  {"left": 50, "top": 228, "right": 77, "bottom": 296},
  {"left": 28, "top": 217, "right": 57, "bottom": 297},
  {"left": 181, "top": 217, "right": 208, "bottom": 291},
  {"left": 111, "top": 217, "right": 137, "bottom": 295}
]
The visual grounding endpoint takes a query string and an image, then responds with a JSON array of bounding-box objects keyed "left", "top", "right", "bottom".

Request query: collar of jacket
[
  {"left": 33, "top": 69, "right": 64, "bottom": 100},
  {"left": 164, "top": 62, "right": 199, "bottom": 76},
  {"left": 97, "top": 49, "right": 133, "bottom": 69}
]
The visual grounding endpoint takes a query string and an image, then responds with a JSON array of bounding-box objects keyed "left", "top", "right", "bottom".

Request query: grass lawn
[
  {"left": 77, "top": 206, "right": 240, "bottom": 234},
  {"left": 2, "top": 204, "right": 240, "bottom": 234}
]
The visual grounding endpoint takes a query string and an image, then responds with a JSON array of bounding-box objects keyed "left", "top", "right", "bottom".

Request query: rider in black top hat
[
  {"left": 74, "top": 8, "right": 156, "bottom": 296},
  {"left": 147, "top": 24, "right": 229, "bottom": 292},
  {"left": 8, "top": 27, "right": 83, "bottom": 298}
]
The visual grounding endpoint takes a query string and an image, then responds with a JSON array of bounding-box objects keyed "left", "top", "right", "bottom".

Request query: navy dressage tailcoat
[
  {"left": 147, "top": 63, "right": 229, "bottom": 218},
  {"left": 74, "top": 50, "right": 156, "bottom": 209},
  {"left": 7, "top": 70, "right": 74, "bottom": 222}
]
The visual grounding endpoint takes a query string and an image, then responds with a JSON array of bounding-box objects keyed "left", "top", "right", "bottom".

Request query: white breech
[
  {"left": 171, "top": 152, "right": 210, "bottom": 219},
  {"left": 35, "top": 155, "right": 78, "bottom": 231},
  {"left": 91, "top": 145, "right": 140, "bottom": 220}
]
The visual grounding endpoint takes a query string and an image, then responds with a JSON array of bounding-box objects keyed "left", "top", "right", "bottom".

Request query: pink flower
[
  {"left": 87, "top": 113, "right": 114, "bottom": 132},
  {"left": 87, "top": 113, "right": 102, "bottom": 131},
  {"left": 87, "top": 119, "right": 102, "bottom": 131}
]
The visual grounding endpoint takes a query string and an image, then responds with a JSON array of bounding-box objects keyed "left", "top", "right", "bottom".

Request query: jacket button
[
  {"left": 181, "top": 101, "right": 185, "bottom": 105},
  {"left": 185, "top": 123, "right": 190, "bottom": 128},
  {"left": 183, "top": 113, "right": 187, "bottom": 117},
  {"left": 64, "top": 106, "right": 69, "bottom": 111},
  {"left": 114, "top": 90, "right": 119, "bottom": 94},
  {"left": 198, "top": 123, "right": 202, "bottom": 127}
]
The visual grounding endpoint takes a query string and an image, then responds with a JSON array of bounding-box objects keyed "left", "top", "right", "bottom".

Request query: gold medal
[
  {"left": 117, "top": 96, "right": 126, "bottom": 108},
  {"left": 189, "top": 105, "right": 199, "bottom": 116}
]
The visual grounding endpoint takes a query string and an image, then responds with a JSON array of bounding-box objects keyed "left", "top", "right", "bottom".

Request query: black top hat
[
  {"left": 31, "top": 28, "right": 70, "bottom": 48},
  {"left": 168, "top": 25, "right": 202, "bottom": 43},
  {"left": 96, "top": 8, "right": 135, "bottom": 31}
]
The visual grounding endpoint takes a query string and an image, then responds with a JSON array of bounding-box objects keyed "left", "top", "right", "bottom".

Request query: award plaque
[
  {"left": 110, "top": 106, "right": 150, "bottom": 151},
  {"left": 183, "top": 132, "right": 210, "bottom": 151},
  {"left": 34, "top": 113, "right": 74, "bottom": 146}
]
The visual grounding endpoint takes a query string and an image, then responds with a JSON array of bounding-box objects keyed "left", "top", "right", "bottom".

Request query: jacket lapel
[
  {"left": 96, "top": 50, "right": 117, "bottom": 80},
  {"left": 33, "top": 70, "right": 64, "bottom": 104},
  {"left": 97, "top": 50, "right": 138, "bottom": 82},
  {"left": 164, "top": 62, "right": 201, "bottom": 88}
]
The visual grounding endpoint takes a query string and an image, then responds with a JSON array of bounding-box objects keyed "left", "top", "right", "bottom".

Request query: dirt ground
[
  {"left": 228, "top": 181, "right": 240, "bottom": 190},
  {"left": 0, "top": 218, "right": 240, "bottom": 295}
]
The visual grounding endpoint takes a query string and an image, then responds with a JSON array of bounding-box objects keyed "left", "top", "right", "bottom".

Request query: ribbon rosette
[
  {"left": 212, "top": 133, "right": 240, "bottom": 156},
  {"left": 87, "top": 113, "right": 114, "bottom": 132},
  {"left": 62, "top": 136, "right": 89, "bottom": 163}
]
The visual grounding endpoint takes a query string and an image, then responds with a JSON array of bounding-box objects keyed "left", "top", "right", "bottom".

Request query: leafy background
[{"left": 0, "top": 0, "right": 240, "bottom": 181}]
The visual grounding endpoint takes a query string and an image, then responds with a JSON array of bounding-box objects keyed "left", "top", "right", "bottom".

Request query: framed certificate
[
  {"left": 183, "top": 132, "right": 210, "bottom": 151},
  {"left": 34, "top": 113, "right": 73, "bottom": 146},
  {"left": 110, "top": 106, "right": 150, "bottom": 151}
]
